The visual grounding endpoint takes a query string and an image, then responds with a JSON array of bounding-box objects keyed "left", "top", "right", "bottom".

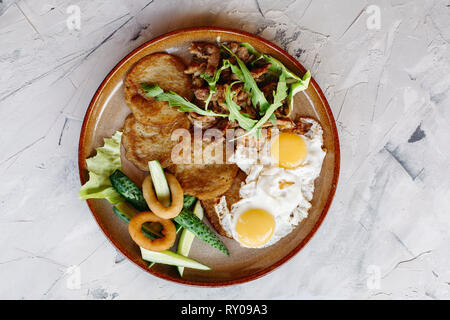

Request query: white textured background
[{"left": 0, "top": 0, "right": 449, "bottom": 299}]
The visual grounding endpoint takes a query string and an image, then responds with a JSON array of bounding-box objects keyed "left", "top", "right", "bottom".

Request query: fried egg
[{"left": 217, "top": 118, "right": 326, "bottom": 248}]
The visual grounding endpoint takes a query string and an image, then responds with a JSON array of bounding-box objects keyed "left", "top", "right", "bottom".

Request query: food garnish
[
  {"left": 264, "top": 55, "right": 311, "bottom": 115},
  {"left": 221, "top": 44, "right": 271, "bottom": 115},
  {"left": 79, "top": 131, "right": 123, "bottom": 203},
  {"left": 148, "top": 160, "right": 171, "bottom": 207},
  {"left": 110, "top": 169, "right": 148, "bottom": 211},
  {"left": 224, "top": 81, "right": 257, "bottom": 131},
  {"left": 141, "top": 83, "right": 227, "bottom": 118},
  {"left": 142, "top": 173, "right": 184, "bottom": 219},
  {"left": 128, "top": 212, "right": 177, "bottom": 252},
  {"left": 140, "top": 42, "right": 311, "bottom": 139},
  {"left": 79, "top": 131, "right": 214, "bottom": 270},
  {"left": 112, "top": 202, "right": 162, "bottom": 239},
  {"left": 177, "top": 200, "right": 204, "bottom": 276},
  {"left": 147, "top": 161, "right": 229, "bottom": 255},
  {"left": 175, "top": 209, "right": 229, "bottom": 255},
  {"left": 140, "top": 247, "right": 210, "bottom": 270}
]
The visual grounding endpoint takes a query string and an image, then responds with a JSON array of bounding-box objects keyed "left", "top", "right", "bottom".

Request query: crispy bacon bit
[{"left": 189, "top": 42, "right": 220, "bottom": 76}]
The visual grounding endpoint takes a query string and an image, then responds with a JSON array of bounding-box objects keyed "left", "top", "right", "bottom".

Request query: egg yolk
[
  {"left": 270, "top": 132, "right": 307, "bottom": 169},
  {"left": 235, "top": 209, "right": 275, "bottom": 247}
]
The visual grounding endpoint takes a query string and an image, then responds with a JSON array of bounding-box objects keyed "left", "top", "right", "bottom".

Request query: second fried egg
[{"left": 217, "top": 118, "right": 326, "bottom": 248}]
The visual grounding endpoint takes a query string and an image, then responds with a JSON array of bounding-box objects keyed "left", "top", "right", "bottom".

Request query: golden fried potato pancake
[
  {"left": 166, "top": 133, "right": 239, "bottom": 200},
  {"left": 201, "top": 170, "right": 247, "bottom": 238},
  {"left": 124, "top": 53, "right": 192, "bottom": 126},
  {"left": 168, "top": 163, "right": 238, "bottom": 200},
  {"left": 122, "top": 114, "right": 191, "bottom": 171}
]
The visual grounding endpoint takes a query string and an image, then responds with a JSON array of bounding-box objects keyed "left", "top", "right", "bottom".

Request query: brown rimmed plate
[{"left": 78, "top": 27, "right": 340, "bottom": 286}]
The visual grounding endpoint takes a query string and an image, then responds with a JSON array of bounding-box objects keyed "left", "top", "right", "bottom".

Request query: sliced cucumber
[
  {"left": 174, "top": 209, "right": 229, "bottom": 256},
  {"left": 112, "top": 202, "right": 162, "bottom": 239},
  {"left": 148, "top": 160, "right": 171, "bottom": 207},
  {"left": 183, "top": 195, "right": 197, "bottom": 211},
  {"left": 146, "top": 163, "right": 228, "bottom": 255},
  {"left": 110, "top": 170, "right": 149, "bottom": 211},
  {"left": 177, "top": 200, "right": 204, "bottom": 276},
  {"left": 140, "top": 247, "right": 210, "bottom": 270}
]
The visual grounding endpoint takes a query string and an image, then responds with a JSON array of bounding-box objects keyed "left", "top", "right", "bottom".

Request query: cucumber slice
[
  {"left": 148, "top": 160, "right": 171, "bottom": 207},
  {"left": 110, "top": 170, "right": 149, "bottom": 211},
  {"left": 177, "top": 200, "right": 204, "bottom": 276},
  {"left": 140, "top": 247, "right": 210, "bottom": 270},
  {"left": 147, "top": 162, "right": 228, "bottom": 256},
  {"left": 183, "top": 195, "right": 197, "bottom": 211},
  {"left": 174, "top": 209, "right": 229, "bottom": 255},
  {"left": 112, "top": 202, "right": 162, "bottom": 239}
]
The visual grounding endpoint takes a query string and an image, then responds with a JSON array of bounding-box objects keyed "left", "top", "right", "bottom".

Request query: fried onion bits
[
  {"left": 128, "top": 212, "right": 176, "bottom": 251},
  {"left": 142, "top": 173, "right": 184, "bottom": 219}
]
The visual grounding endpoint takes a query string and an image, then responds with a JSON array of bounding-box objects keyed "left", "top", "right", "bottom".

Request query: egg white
[{"left": 217, "top": 118, "right": 326, "bottom": 248}]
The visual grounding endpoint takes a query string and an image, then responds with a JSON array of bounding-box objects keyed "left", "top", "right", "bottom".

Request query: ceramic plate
[{"left": 78, "top": 27, "right": 340, "bottom": 286}]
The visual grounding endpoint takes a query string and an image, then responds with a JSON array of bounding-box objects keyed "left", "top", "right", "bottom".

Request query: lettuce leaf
[{"left": 79, "top": 131, "right": 123, "bottom": 204}]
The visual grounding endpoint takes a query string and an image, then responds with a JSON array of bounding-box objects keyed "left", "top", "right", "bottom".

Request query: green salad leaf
[
  {"left": 224, "top": 81, "right": 257, "bottom": 131},
  {"left": 200, "top": 61, "right": 231, "bottom": 109},
  {"left": 221, "top": 44, "right": 270, "bottom": 114},
  {"left": 79, "top": 131, "right": 123, "bottom": 204},
  {"left": 287, "top": 70, "right": 311, "bottom": 114},
  {"left": 141, "top": 83, "right": 164, "bottom": 97},
  {"left": 236, "top": 73, "right": 288, "bottom": 139},
  {"left": 262, "top": 55, "right": 311, "bottom": 115},
  {"left": 139, "top": 44, "right": 311, "bottom": 140},
  {"left": 240, "top": 42, "right": 263, "bottom": 64},
  {"left": 141, "top": 83, "right": 228, "bottom": 118}
]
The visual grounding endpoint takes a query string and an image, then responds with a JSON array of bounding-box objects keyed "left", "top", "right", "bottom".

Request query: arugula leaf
[
  {"left": 140, "top": 83, "right": 228, "bottom": 118},
  {"left": 263, "top": 55, "right": 311, "bottom": 115},
  {"left": 200, "top": 61, "right": 231, "bottom": 109},
  {"left": 240, "top": 42, "right": 263, "bottom": 64},
  {"left": 79, "top": 131, "right": 123, "bottom": 204},
  {"left": 141, "top": 83, "right": 164, "bottom": 97},
  {"left": 236, "top": 73, "right": 288, "bottom": 139},
  {"left": 287, "top": 70, "right": 311, "bottom": 115},
  {"left": 157, "top": 92, "right": 228, "bottom": 117},
  {"left": 263, "top": 54, "right": 301, "bottom": 81},
  {"left": 224, "top": 81, "right": 257, "bottom": 131},
  {"left": 221, "top": 44, "right": 270, "bottom": 114}
]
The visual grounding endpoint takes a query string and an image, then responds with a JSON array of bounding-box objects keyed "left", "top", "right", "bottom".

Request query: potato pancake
[
  {"left": 122, "top": 114, "right": 191, "bottom": 170},
  {"left": 124, "top": 53, "right": 192, "bottom": 126}
]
